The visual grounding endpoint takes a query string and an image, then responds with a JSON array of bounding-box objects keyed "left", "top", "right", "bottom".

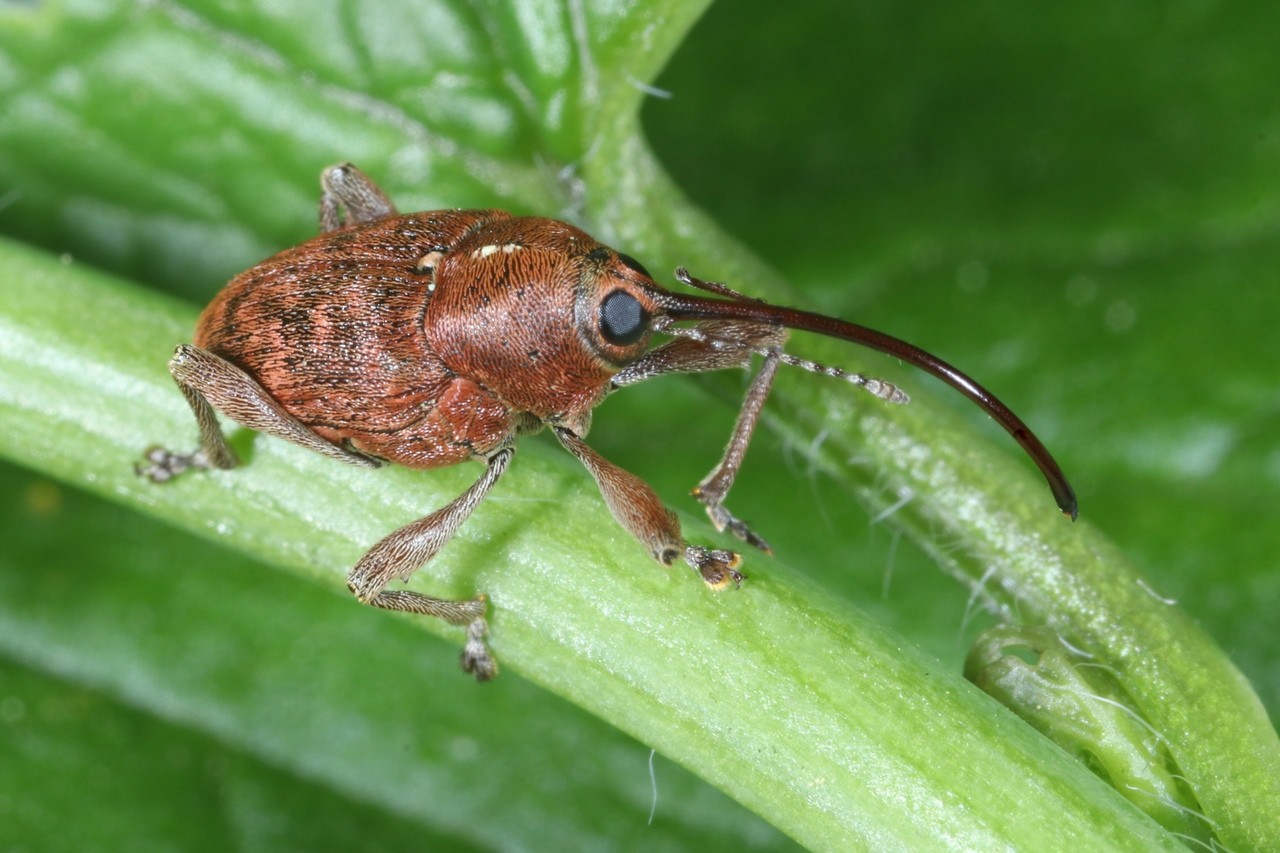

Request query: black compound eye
[{"left": 599, "top": 290, "right": 648, "bottom": 346}]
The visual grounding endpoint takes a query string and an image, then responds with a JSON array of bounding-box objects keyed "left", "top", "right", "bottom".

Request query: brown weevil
[{"left": 138, "top": 163, "right": 1077, "bottom": 680}]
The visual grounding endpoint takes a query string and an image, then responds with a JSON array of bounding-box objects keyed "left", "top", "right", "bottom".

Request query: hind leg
[
  {"left": 136, "top": 344, "right": 379, "bottom": 482},
  {"left": 319, "top": 162, "right": 397, "bottom": 232}
]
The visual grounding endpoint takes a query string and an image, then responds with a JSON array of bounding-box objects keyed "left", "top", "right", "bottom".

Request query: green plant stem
[{"left": 0, "top": 240, "right": 1193, "bottom": 849}]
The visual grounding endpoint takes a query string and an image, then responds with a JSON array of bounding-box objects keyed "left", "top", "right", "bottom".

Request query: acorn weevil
[{"left": 138, "top": 163, "right": 1077, "bottom": 679}]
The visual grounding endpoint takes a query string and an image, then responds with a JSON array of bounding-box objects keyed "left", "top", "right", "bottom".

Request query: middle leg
[{"left": 347, "top": 447, "right": 514, "bottom": 680}]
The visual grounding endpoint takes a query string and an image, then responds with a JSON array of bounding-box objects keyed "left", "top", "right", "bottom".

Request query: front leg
[
  {"left": 614, "top": 319, "right": 788, "bottom": 553},
  {"left": 691, "top": 350, "right": 780, "bottom": 554},
  {"left": 554, "top": 428, "right": 743, "bottom": 589}
]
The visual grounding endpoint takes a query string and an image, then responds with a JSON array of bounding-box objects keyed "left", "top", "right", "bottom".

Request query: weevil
[{"left": 138, "top": 163, "right": 1077, "bottom": 680}]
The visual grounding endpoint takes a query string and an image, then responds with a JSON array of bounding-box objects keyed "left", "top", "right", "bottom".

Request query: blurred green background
[{"left": 1, "top": 0, "right": 1277, "bottom": 849}]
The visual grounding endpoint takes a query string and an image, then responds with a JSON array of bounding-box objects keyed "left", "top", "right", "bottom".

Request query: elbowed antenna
[{"left": 652, "top": 272, "right": 1078, "bottom": 520}]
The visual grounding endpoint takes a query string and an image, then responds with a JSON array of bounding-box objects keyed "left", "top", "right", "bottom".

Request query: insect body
[{"left": 138, "top": 164, "right": 1077, "bottom": 680}]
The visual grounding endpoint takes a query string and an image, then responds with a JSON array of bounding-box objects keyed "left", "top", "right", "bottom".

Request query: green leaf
[
  {"left": 2, "top": 1, "right": 1277, "bottom": 850},
  {"left": 966, "top": 625, "right": 1208, "bottom": 841}
]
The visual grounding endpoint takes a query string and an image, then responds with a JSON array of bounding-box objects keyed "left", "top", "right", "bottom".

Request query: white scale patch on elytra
[{"left": 472, "top": 243, "right": 523, "bottom": 259}]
